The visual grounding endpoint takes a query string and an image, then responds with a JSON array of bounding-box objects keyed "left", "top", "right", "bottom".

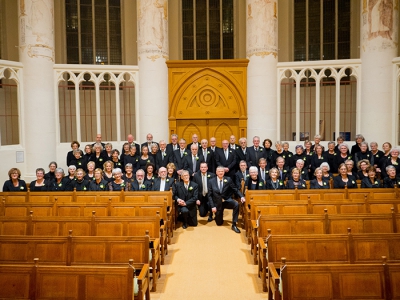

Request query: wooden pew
[
  {"left": 251, "top": 210, "right": 398, "bottom": 265},
  {"left": 268, "top": 257, "right": 399, "bottom": 300},
  {"left": 0, "top": 259, "right": 149, "bottom": 300},
  {"left": 257, "top": 231, "right": 400, "bottom": 292}
]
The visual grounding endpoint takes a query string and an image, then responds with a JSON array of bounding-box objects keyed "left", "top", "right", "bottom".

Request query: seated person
[
  {"left": 333, "top": 163, "right": 357, "bottom": 189},
  {"left": 286, "top": 168, "right": 307, "bottom": 189},
  {"left": 310, "top": 167, "right": 330, "bottom": 189},
  {"left": 3, "top": 167, "right": 27, "bottom": 192},
  {"left": 345, "top": 159, "right": 358, "bottom": 179},
  {"left": 131, "top": 169, "right": 151, "bottom": 191},
  {"left": 207, "top": 166, "right": 245, "bottom": 233},
  {"left": 320, "top": 162, "right": 334, "bottom": 181},
  {"left": 245, "top": 166, "right": 265, "bottom": 191},
  {"left": 276, "top": 156, "right": 289, "bottom": 182},
  {"left": 357, "top": 159, "right": 370, "bottom": 180},
  {"left": 44, "top": 161, "right": 57, "bottom": 182},
  {"left": 258, "top": 158, "right": 270, "bottom": 184},
  {"left": 84, "top": 161, "right": 95, "bottom": 182},
  {"left": 173, "top": 170, "right": 198, "bottom": 229},
  {"left": 123, "top": 145, "right": 140, "bottom": 172},
  {"left": 50, "top": 168, "right": 72, "bottom": 191},
  {"left": 289, "top": 159, "right": 309, "bottom": 180},
  {"left": 122, "top": 163, "right": 135, "bottom": 185},
  {"left": 29, "top": 168, "right": 51, "bottom": 192},
  {"left": 108, "top": 168, "right": 128, "bottom": 191},
  {"left": 71, "top": 168, "right": 90, "bottom": 191},
  {"left": 152, "top": 167, "right": 174, "bottom": 191},
  {"left": 111, "top": 149, "right": 123, "bottom": 170},
  {"left": 235, "top": 160, "right": 249, "bottom": 190},
  {"left": 265, "top": 167, "right": 285, "bottom": 190},
  {"left": 383, "top": 165, "right": 400, "bottom": 188},
  {"left": 361, "top": 166, "right": 381, "bottom": 188},
  {"left": 89, "top": 168, "right": 109, "bottom": 191}
]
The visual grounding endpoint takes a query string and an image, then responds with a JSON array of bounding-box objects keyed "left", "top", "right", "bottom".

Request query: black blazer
[
  {"left": 173, "top": 148, "right": 189, "bottom": 171},
  {"left": 131, "top": 180, "right": 151, "bottom": 191},
  {"left": 245, "top": 177, "right": 266, "bottom": 191},
  {"left": 207, "top": 176, "right": 243, "bottom": 210},
  {"left": 155, "top": 150, "right": 173, "bottom": 171},
  {"left": 265, "top": 179, "right": 285, "bottom": 190},
  {"left": 235, "top": 147, "right": 248, "bottom": 169},
  {"left": 286, "top": 179, "right": 307, "bottom": 189},
  {"left": 333, "top": 175, "right": 358, "bottom": 189},
  {"left": 383, "top": 177, "right": 400, "bottom": 188},
  {"left": 166, "top": 143, "right": 179, "bottom": 154},
  {"left": 50, "top": 177, "right": 73, "bottom": 191},
  {"left": 361, "top": 177, "right": 381, "bottom": 188},
  {"left": 199, "top": 148, "right": 215, "bottom": 171},
  {"left": 152, "top": 177, "right": 174, "bottom": 191},
  {"left": 123, "top": 155, "right": 140, "bottom": 173},
  {"left": 192, "top": 172, "right": 215, "bottom": 200},
  {"left": 89, "top": 179, "right": 109, "bottom": 191},
  {"left": 309, "top": 179, "right": 330, "bottom": 189},
  {"left": 3, "top": 179, "right": 27, "bottom": 192},
  {"left": 246, "top": 146, "right": 267, "bottom": 167},
  {"left": 214, "top": 148, "right": 237, "bottom": 178},
  {"left": 234, "top": 170, "right": 249, "bottom": 190},
  {"left": 173, "top": 181, "right": 199, "bottom": 223},
  {"left": 183, "top": 154, "right": 204, "bottom": 176}
]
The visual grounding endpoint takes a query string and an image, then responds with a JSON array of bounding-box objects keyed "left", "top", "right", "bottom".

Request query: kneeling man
[
  {"left": 173, "top": 170, "right": 198, "bottom": 229},
  {"left": 208, "top": 166, "right": 245, "bottom": 233}
]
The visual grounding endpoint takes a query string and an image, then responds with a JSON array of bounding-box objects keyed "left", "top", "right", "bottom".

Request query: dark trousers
[
  {"left": 198, "top": 195, "right": 212, "bottom": 217},
  {"left": 178, "top": 206, "right": 197, "bottom": 226},
  {"left": 214, "top": 198, "right": 238, "bottom": 226}
]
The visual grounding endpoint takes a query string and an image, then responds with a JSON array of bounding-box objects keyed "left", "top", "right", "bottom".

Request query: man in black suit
[
  {"left": 187, "top": 133, "right": 200, "bottom": 151},
  {"left": 276, "top": 157, "right": 290, "bottom": 182},
  {"left": 166, "top": 134, "right": 179, "bottom": 154},
  {"left": 173, "top": 170, "right": 198, "bottom": 228},
  {"left": 229, "top": 135, "right": 240, "bottom": 150},
  {"left": 131, "top": 169, "right": 151, "bottom": 191},
  {"left": 200, "top": 139, "right": 215, "bottom": 173},
  {"left": 152, "top": 167, "right": 174, "bottom": 191},
  {"left": 258, "top": 158, "right": 270, "bottom": 184},
  {"left": 183, "top": 144, "right": 204, "bottom": 178},
  {"left": 155, "top": 140, "right": 172, "bottom": 171},
  {"left": 92, "top": 133, "right": 106, "bottom": 148},
  {"left": 208, "top": 166, "right": 245, "bottom": 233},
  {"left": 208, "top": 137, "right": 219, "bottom": 153},
  {"left": 215, "top": 139, "right": 237, "bottom": 180},
  {"left": 234, "top": 160, "right": 249, "bottom": 191},
  {"left": 141, "top": 133, "right": 158, "bottom": 150},
  {"left": 192, "top": 162, "right": 215, "bottom": 221},
  {"left": 235, "top": 137, "right": 248, "bottom": 171},
  {"left": 173, "top": 138, "right": 188, "bottom": 177},
  {"left": 246, "top": 135, "right": 267, "bottom": 167}
]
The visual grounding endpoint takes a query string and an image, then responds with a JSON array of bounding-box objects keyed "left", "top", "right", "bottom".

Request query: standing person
[
  {"left": 3, "top": 168, "right": 27, "bottom": 192},
  {"left": 324, "top": 141, "right": 338, "bottom": 172},
  {"left": 92, "top": 133, "right": 105, "bottom": 148},
  {"left": 123, "top": 134, "right": 140, "bottom": 154},
  {"left": 187, "top": 133, "right": 200, "bottom": 151},
  {"left": 111, "top": 149, "right": 123, "bottom": 170},
  {"left": 351, "top": 134, "right": 366, "bottom": 156},
  {"left": 382, "top": 148, "right": 400, "bottom": 178},
  {"left": 152, "top": 167, "right": 174, "bottom": 191},
  {"left": 50, "top": 168, "right": 72, "bottom": 191},
  {"left": 270, "top": 141, "right": 286, "bottom": 168},
  {"left": 310, "top": 134, "right": 324, "bottom": 152},
  {"left": 141, "top": 133, "right": 158, "bottom": 150},
  {"left": 208, "top": 137, "right": 219, "bottom": 153},
  {"left": 335, "top": 143, "right": 353, "bottom": 170},
  {"left": 247, "top": 136, "right": 266, "bottom": 167},
  {"left": 166, "top": 134, "right": 179, "bottom": 153},
  {"left": 90, "top": 143, "right": 106, "bottom": 170},
  {"left": 263, "top": 138, "right": 274, "bottom": 165},
  {"left": 66, "top": 141, "right": 80, "bottom": 166},
  {"left": 370, "top": 141, "right": 384, "bottom": 175},
  {"left": 155, "top": 140, "right": 172, "bottom": 171},
  {"left": 193, "top": 162, "right": 215, "bottom": 221},
  {"left": 235, "top": 137, "right": 248, "bottom": 171},
  {"left": 183, "top": 144, "right": 204, "bottom": 178},
  {"left": 123, "top": 145, "right": 140, "bottom": 173},
  {"left": 207, "top": 166, "right": 245, "bottom": 233},
  {"left": 200, "top": 139, "right": 215, "bottom": 173},
  {"left": 310, "top": 144, "right": 328, "bottom": 176},
  {"left": 138, "top": 145, "right": 155, "bottom": 170},
  {"left": 229, "top": 135, "right": 240, "bottom": 150},
  {"left": 215, "top": 139, "right": 237, "bottom": 180},
  {"left": 29, "top": 168, "right": 50, "bottom": 191},
  {"left": 173, "top": 138, "right": 188, "bottom": 178},
  {"left": 355, "top": 141, "right": 372, "bottom": 165},
  {"left": 173, "top": 170, "right": 199, "bottom": 229}
]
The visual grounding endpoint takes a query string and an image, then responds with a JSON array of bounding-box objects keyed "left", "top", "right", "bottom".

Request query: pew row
[
  {"left": 251, "top": 210, "right": 399, "bottom": 265},
  {"left": 268, "top": 257, "right": 400, "bottom": 300},
  {"left": 0, "top": 259, "right": 150, "bottom": 300},
  {"left": 257, "top": 231, "right": 400, "bottom": 292}
]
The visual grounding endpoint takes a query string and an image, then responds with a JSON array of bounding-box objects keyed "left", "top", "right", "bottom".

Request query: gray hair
[
  {"left": 320, "top": 162, "right": 330, "bottom": 171},
  {"left": 249, "top": 166, "right": 258, "bottom": 173},
  {"left": 68, "top": 165, "right": 77, "bottom": 171},
  {"left": 339, "top": 143, "right": 349, "bottom": 150},
  {"left": 386, "top": 165, "right": 396, "bottom": 173},
  {"left": 390, "top": 147, "right": 400, "bottom": 154},
  {"left": 112, "top": 168, "right": 122, "bottom": 175},
  {"left": 55, "top": 168, "right": 64, "bottom": 175},
  {"left": 296, "top": 159, "right": 305, "bottom": 165}
]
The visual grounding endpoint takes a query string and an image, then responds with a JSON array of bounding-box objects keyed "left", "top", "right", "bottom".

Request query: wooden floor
[{"left": 152, "top": 212, "right": 268, "bottom": 300}]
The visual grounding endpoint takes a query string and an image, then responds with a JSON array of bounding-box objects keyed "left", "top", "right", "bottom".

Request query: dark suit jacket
[
  {"left": 187, "top": 142, "right": 201, "bottom": 151},
  {"left": 173, "top": 181, "right": 199, "bottom": 225},
  {"left": 234, "top": 170, "right": 249, "bottom": 190},
  {"left": 152, "top": 177, "right": 174, "bottom": 191},
  {"left": 235, "top": 147, "right": 248, "bottom": 169},
  {"left": 207, "top": 176, "right": 243, "bottom": 210},
  {"left": 199, "top": 148, "right": 214, "bottom": 171},
  {"left": 166, "top": 143, "right": 179, "bottom": 154},
  {"left": 192, "top": 171, "right": 215, "bottom": 200},
  {"left": 286, "top": 179, "right": 307, "bottom": 189},
  {"left": 214, "top": 148, "right": 237, "bottom": 178},
  {"left": 173, "top": 148, "right": 189, "bottom": 171},
  {"left": 246, "top": 146, "right": 267, "bottom": 167},
  {"left": 131, "top": 181, "right": 151, "bottom": 191},
  {"left": 155, "top": 150, "right": 173, "bottom": 171},
  {"left": 309, "top": 179, "right": 330, "bottom": 189},
  {"left": 183, "top": 154, "right": 204, "bottom": 176}
]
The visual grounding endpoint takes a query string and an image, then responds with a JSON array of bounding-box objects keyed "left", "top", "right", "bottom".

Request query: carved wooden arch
[{"left": 167, "top": 60, "right": 248, "bottom": 140}]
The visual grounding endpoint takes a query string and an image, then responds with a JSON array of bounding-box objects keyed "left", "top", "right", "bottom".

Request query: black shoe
[
  {"left": 232, "top": 225, "right": 241, "bottom": 233},
  {"left": 207, "top": 216, "right": 213, "bottom": 222},
  {"left": 182, "top": 224, "right": 188, "bottom": 229}
]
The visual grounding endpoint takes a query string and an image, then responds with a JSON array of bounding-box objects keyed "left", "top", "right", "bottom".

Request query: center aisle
[{"left": 152, "top": 212, "right": 268, "bottom": 300}]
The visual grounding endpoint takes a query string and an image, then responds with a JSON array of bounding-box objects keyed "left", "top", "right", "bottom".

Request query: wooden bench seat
[
  {"left": 0, "top": 259, "right": 150, "bottom": 300},
  {"left": 257, "top": 232, "right": 400, "bottom": 292},
  {"left": 268, "top": 257, "right": 400, "bottom": 300},
  {"left": 251, "top": 211, "right": 399, "bottom": 265}
]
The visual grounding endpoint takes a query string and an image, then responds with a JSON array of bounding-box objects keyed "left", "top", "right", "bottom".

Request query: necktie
[
  {"left": 192, "top": 156, "right": 196, "bottom": 173},
  {"left": 185, "top": 184, "right": 188, "bottom": 190},
  {"left": 255, "top": 147, "right": 259, "bottom": 162},
  {"left": 225, "top": 150, "right": 228, "bottom": 160},
  {"left": 243, "top": 172, "right": 246, "bottom": 179},
  {"left": 181, "top": 150, "right": 183, "bottom": 158},
  {"left": 162, "top": 151, "right": 164, "bottom": 161},
  {"left": 261, "top": 170, "right": 265, "bottom": 181},
  {"left": 160, "top": 179, "right": 165, "bottom": 191},
  {"left": 280, "top": 169, "right": 283, "bottom": 180},
  {"left": 203, "top": 150, "right": 207, "bottom": 161},
  {"left": 202, "top": 174, "right": 207, "bottom": 196},
  {"left": 219, "top": 180, "right": 223, "bottom": 192}
]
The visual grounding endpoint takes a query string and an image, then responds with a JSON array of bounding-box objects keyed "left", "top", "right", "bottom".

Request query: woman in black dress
[
  {"left": 382, "top": 148, "right": 400, "bottom": 178},
  {"left": 335, "top": 143, "right": 353, "bottom": 169},
  {"left": 361, "top": 166, "right": 381, "bottom": 188},
  {"left": 108, "top": 168, "right": 128, "bottom": 191},
  {"left": 66, "top": 140, "right": 80, "bottom": 166},
  {"left": 286, "top": 168, "right": 307, "bottom": 189},
  {"left": 383, "top": 165, "right": 400, "bottom": 188},
  {"left": 123, "top": 146, "right": 140, "bottom": 173},
  {"left": 111, "top": 149, "right": 123, "bottom": 170},
  {"left": 29, "top": 168, "right": 51, "bottom": 191},
  {"left": 138, "top": 145, "right": 155, "bottom": 170},
  {"left": 310, "top": 144, "right": 328, "bottom": 176},
  {"left": 333, "top": 163, "right": 357, "bottom": 189},
  {"left": 3, "top": 168, "right": 27, "bottom": 192},
  {"left": 102, "top": 161, "right": 114, "bottom": 183},
  {"left": 345, "top": 159, "right": 358, "bottom": 179},
  {"left": 44, "top": 161, "right": 57, "bottom": 182},
  {"left": 83, "top": 144, "right": 93, "bottom": 163},
  {"left": 50, "top": 168, "right": 71, "bottom": 191},
  {"left": 91, "top": 143, "right": 106, "bottom": 170},
  {"left": 245, "top": 166, "right": 265, "bottom": 191},
  {"left": 70, "top": 149, "right": 87, "bottom": 172},
  {"left": 320, "top": 162, "right": 334, "bottom": 181},
  {"left": 84, "top": 161, "right": 95, "bottom": 182},
  {"left": 310, "top": 167, "right": 330, "bottom": 189},
  {"left": 89, "top": 168, "right": 109, "bottom": 191},
  {"left": 122, "top": 163, "right": 135, "bottom": 185},
  {"left": 120, "top": 143, "right": 131, "bottom": 167},
  {"left": 166, "top": 162, "right": 178, "bottom": 182},
  {"left": 351, "top": 134, "right": 366, "bottom": 156},
  {"left": 265, "top": 167, "right": 285, "bottom": 190},
  {"left": 71, "top": 168, "right": 90, "bottom": 191},
  {"left": 144, "top": 163, "right": 157, "bottom": 187},
  {"left": 356, "top": 159, "right": 370, "bottom": 180},
  {"left": 263, "top": 138, "right": 274, "bottom": 164}
]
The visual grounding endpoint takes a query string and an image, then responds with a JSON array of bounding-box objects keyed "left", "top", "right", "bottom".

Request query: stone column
[
  {"left": 137, "top": 0, "right": 169, "bottom": 143},
  {"left": 360, "top": 0, "right": 398, "bottom": 143},
  {"left": 246, "top": 0, "right": 278, "bottom": 141},
  {"left": 19, "top": 0, "right": 55, "bottom": 180}
]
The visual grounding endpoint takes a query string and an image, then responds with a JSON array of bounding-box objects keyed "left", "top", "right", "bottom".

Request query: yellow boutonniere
[
  {"left": 283, "top": 155, "right": 286, "bottom": 158},
  {"left": 279, "top": 182, "right": 283, "bottom": 186},
  {"left": 303, "top": 157, "right": 307, "bottom": 160},
  {"left": 163, "top": 152, "right": 167, "bottom": 156},
  {"left": 183, "top": 152, "right": 188, "bottom": 156},
  {"left": 301, "top": 171, "right": 304, "bottom": 174},
  {"left": 259, "top": 182, "right": 263, "bottom": 186},
  {"left": 348, "top": 156, "right": 352, "bottom": 159},
  {"left": 121, "top": 183, "right": 125, "bottom": 187},
  {"left": 20, "top": 186, "right": 24, "bottom": 190},
  {"left": 323, "top": 182, "right": 326, "bottom": 186},
  {"left": 207, "top": 174, "right": 210, "bottom": 178},
  {"left": 393, "top": 161, "right": 398, "bottom": 166},
  {"left": 58, "top": 183, "right": 62, "bottom": 187},
  {"left": 99, "top": 158, "right": 103, "bottom": 161},
  {"left": 100, "top": 184, "right": 104, "bottom": 188},
  {"left": 152, "top": 176, "right": 154, "bottom": 180},
  {"left": 196, "top": 157, "right": 199, "bottom": 160},
  {"left": 207, "top": 151, "right": 210, "bottom": 154},
  {"left": 83, "top": 187, "right": 87, "bottom": 190},
  {"left": 302, "top": 184, "right": 305, "bottom": 187},
  {"left": 188, "top": 186, "right": 193, "bottom": 191},
  {"left": 136, "top": 158, "right": 138, "bottom": 162},
  {"left": 374, "top": 181, "right": 378, "bottom": 185},
  {"left": 288, "top": 154, "right": 292, "bottom": 157},
  {"left": 334, "top": 153, "right": 337, "bottom": 156},
  {"left": 229, "top": 150, "right": 232, "bottom": 153},
  {"left": 141, "top": 184, "right": 146, "bottom": 188},
  {"left": 352, "top": 181, "right": 355, "bottom": 184},
  {"left": 283, "top": 170, "right": 287, "bottom": 173},
  {"left": 246, "top": 174, "right": 249, "bottom": 177},
  {"left": 147, "top": 159, "right": 150, "bottom": 163},
  {"left": 259, "top": 148, "right": 263, "bottom": 152},
  {"left": 367, "top": 154, "right": 370, "bottom": 157},
  {"left": 223, "top": 179, "right": 227, "bottom": 183},
  {"left": 376, "top": 154, "right": 379, "bottom": 157}
]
